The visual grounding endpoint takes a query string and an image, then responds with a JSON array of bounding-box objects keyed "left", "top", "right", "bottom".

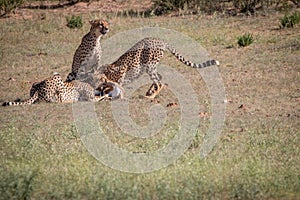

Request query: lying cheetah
[
  {"left": 66, "top": 19, "right": 109, "bottom": 82},
  {"left": 2, "top": 73, "right": 101, "bottom": 106},
  {"left": 95, "top": 37, "right": 220, "bottom": 98}
]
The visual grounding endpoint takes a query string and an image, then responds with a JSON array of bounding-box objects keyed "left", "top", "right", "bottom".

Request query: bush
[
  {"left": 290, "top": 0, "right": 300, "bottom": 6},
  {"left": 0, "top": 0, "right": 24, "bottom": 17},
  {"left": 151, "top": 0, "right": 186, "bottom": 15},
  {"left": 233, "top": 0, "right": 261, "bottom": 14},
  {"left": 280, "top": 12, "right": 300, "bottom": 28},
  {"left": 237, "top": 33, "right": 254, "bottom": 47},
  {"left": 66, "top": 15, "right": 83, "bottom": 29},
  {"left": 149, "top": 0, "right": 286, "bottom": 16},
  {"left": 197, "top": 0, "right": 229, "bottom": 14}
]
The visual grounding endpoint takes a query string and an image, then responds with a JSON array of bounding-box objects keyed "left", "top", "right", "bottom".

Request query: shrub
[
  {"left": 0, "top": 0, "right": 24, "bottom": 17},
  {"left": 151, "top": 0, "right": 186, "bottom": 15},
  {"left": 233, "top": 0, "right": 260, "bottom": 14},
  {"left": 290, "top": 0, "right": 300, "bottom": 6},
  {"left": 66, "top": 15, "right": 83, "bottom": 29},
  {"left": 149, "top": 0, "right": 290, "bottom": 16},
  {"left": 150, "top": 0, "right": 225, "bottom": 15},
  {"left": 237, "top": 33, "right": 254, "bottom": 47},
  {"left": 197, "top": 0, "right": 228, "bottom": 14},
  {"left": 280, "top": 12, "right": 300, "bottom": 28}
]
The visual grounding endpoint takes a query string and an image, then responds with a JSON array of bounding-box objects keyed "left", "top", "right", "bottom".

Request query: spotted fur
[
  {"left": 66, "top": 19, "right": 109, "bottom": 82},
  {"left": 3, "top": 73, "right": 101, "bottom": 106},
  {"left": 95, "top": 37, "right": 220, "bottom": 98}
]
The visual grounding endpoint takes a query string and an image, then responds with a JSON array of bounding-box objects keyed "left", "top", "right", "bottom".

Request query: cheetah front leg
[{"left": 145, "top": 64, "right": 164, "bottom": 99}]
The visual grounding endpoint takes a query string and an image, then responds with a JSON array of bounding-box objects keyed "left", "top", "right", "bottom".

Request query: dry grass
[{"left": 0, "top": 7, "right": 299, "bottom": 199}]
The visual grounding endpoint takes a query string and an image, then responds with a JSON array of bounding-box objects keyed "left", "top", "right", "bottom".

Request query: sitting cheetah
[
  {"left": 94, "top": 37, "right": 220, "bottom": 98},
  {"left": 2, "top": 73, "right": 101, "bottom": 106},
  {"left": 66, "top": 19, "right": 109, "bottom": 82}
]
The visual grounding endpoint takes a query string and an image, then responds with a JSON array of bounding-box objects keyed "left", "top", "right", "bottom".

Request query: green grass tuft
[
  {"left": 237, "top": 33, "right": 254, "bottom": 47},
  {"left": 280, "top": 12, "right": 300, "bottom": 28},
  {"left": 66, "top": 15, "right": 83, "bottom": 29}
]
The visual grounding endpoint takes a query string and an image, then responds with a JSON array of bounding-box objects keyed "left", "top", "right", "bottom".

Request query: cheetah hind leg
[
  {"left": 145, "top": 82, "right": 164, "bottom": 99},
  {"left": 145, "top": 66, "right": 164, "bottom": 99}
]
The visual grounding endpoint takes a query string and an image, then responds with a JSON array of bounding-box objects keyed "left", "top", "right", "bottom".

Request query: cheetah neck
[{"left": 95, "top": 36, "right": 101, "bottom": 50}]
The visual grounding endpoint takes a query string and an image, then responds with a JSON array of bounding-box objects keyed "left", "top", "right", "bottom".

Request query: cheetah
[
  {"left": 66, "top": 19, "right": 109, "bottom": 82},
  {"left": 2, "top": 73, "right": 101, "bottom": 106},
  {"left": 94, "top": 37, "right": 220, "bottom": 98}
]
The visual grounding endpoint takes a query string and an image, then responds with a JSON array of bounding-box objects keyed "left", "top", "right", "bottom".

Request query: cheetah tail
[
  {"left": 2, "top": 93, "right": 38, "bottom": 106},
  {"left": 166, "top": 44, "right": 220, "bottom": 68}
]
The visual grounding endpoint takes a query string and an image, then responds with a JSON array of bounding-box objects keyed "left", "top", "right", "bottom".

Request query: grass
[
  {"left": 237, "top": 33, "right": 254, "bottom": 47},
  {"left": 66, "top": 15, "right": 83, "bottom": 29},
  {"left": 280, "top": 11, "right": 300, "bottom": 28},
  {"left": 0, "top": 0, "right": 24, "bottom": 17},
  {"left": 0, "top": 7, "right": 300, "bottom": 199}
]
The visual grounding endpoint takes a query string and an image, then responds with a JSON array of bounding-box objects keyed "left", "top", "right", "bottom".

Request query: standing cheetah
[
  {"left": 94, "top": 37, "right": 220, "bottom": 98},
  {"left": 66, "top": 19, "right": 109, "bottom": 82},
  {"left": 2, "top": 73, "right": 101, "bottom": 106}
]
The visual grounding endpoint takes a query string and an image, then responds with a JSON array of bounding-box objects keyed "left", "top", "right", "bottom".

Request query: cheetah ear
[{"left": 89, "top": 20, "right": 95, "bottom": 25}]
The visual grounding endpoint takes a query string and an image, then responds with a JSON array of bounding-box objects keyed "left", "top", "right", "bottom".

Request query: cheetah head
[{"left": 89, "top": 19, "right": 109, "bottom": 36}]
